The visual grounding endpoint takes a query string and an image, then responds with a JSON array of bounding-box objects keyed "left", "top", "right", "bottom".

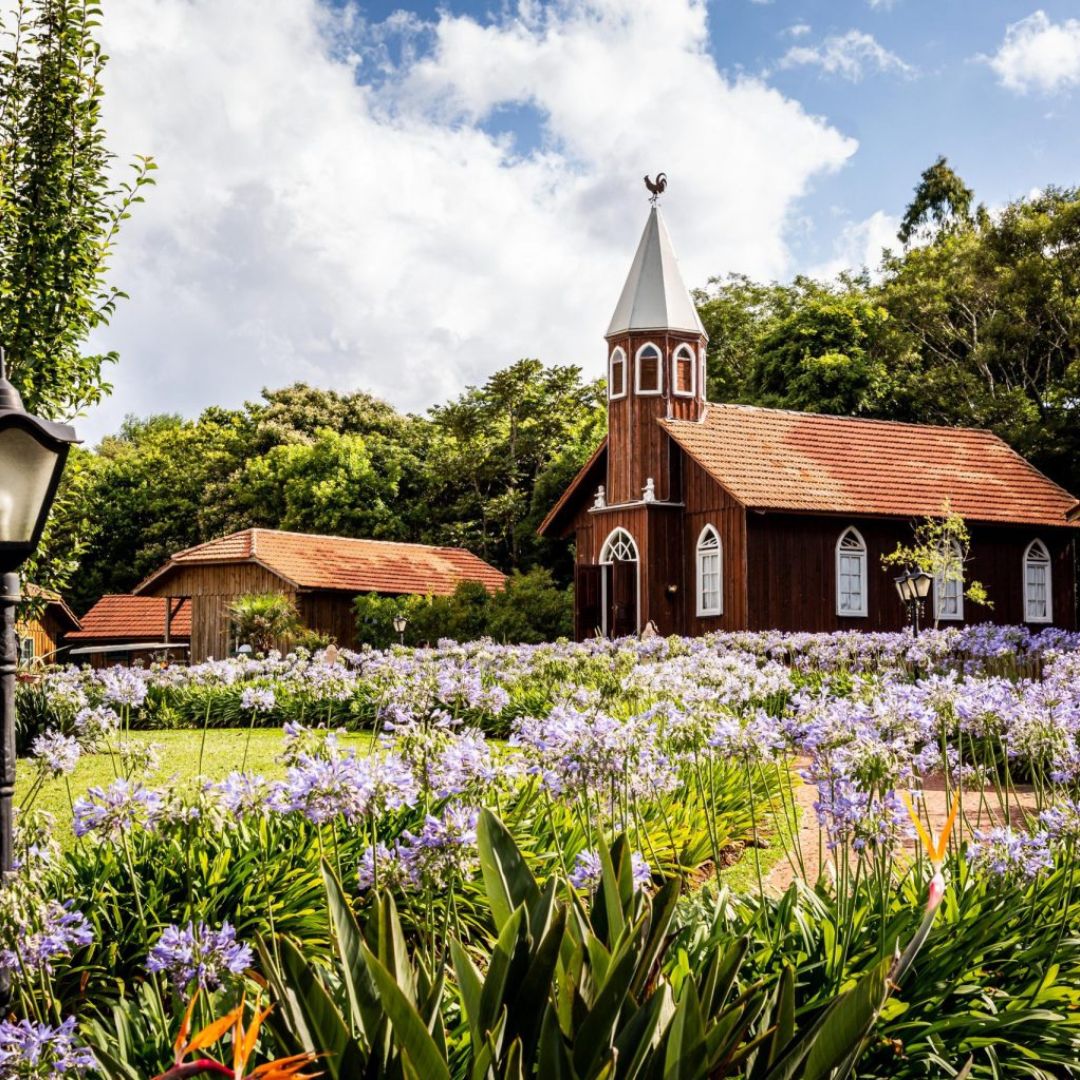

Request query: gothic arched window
[
  {"left": 635, "top": 343, "right": 662, "bottom": 396},
  {"left": 672, "top": 344, "right": 695, "bottom": 397},
  {"left": 608, "top": 347, "right": 627, "bottom": 400},
  {"left": 934, "top": 540, "right": 964, "bottom": 621},
  {"left": 835, "top": 527, "right": 868, "bottom": 617},
  {"left": 1024, "top": 539, "right": 1052, "bottom": 623},
  {"left": 696, "top": 525, "right": 722, "bottom": 616}
]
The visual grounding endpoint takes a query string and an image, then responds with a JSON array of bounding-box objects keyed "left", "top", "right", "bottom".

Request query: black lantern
[
  {"left": 0, "top": 352, "right": 77, "bottom": 1004},
  {"left": 392, "top": 613, "right": 408, "bottom": 646},
  {"left": 893, "top": 568, "right": 932, "bottom": 636}
]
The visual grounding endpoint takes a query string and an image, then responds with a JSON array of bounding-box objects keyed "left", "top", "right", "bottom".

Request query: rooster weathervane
[{"left": 644, "top": 173, "right": 667, "bottom": 205}]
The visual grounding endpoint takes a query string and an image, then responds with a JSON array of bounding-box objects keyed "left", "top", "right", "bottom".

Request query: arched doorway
[{"left": 599, "top": 527, "right": 639, "bottom": 637}]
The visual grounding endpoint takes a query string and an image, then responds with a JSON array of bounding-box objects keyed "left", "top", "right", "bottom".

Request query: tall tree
[
  {"left": 897, "top": 155, "right": 976, "bottom": 245},
  {"left": 427, "top": 359, "right": 605, "bottom": 570},
  {"left": 0, "top": 0, "right": 154, "bottom": 418}
]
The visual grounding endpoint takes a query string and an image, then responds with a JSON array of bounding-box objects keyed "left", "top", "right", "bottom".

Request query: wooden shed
[
  {"left": 64, "top": 594, "right": 192, "bottom": 668},
  {"left": 540, "top": 204, "right": 1080, "bottom": 637},
  {"left": 133, "top": 528, "right": 506, "bottom": 661},
  {"left": 16, "top": 585, "right": 80, "bottom": 666}
]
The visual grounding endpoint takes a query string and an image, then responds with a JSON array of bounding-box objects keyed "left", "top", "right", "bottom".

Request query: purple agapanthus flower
[
  {"left": 147, "top": 920, "right": 253, "bottom": 990},
  {"left": 73, "top": 779, "right": 163, "bottom": 838},
  {"left": 240, "top": 686, "right": 276, "bottom": 713},
  {"left": 0, "top": 1016, "right": 95, "bottom": 1076},
  {"left": 30, "top": 732, "right": 81, "bottom": 777},
  {"left": 0, "top": 900, "right": 93, "bottom": 976}
]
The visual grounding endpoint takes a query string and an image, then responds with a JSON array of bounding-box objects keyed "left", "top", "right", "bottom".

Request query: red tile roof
[
  {"left": 67, "top": 595, "right": 192, "bottom": 641},
  {"left": 660, "top": 404, "right": 1080, "bottom": 526},
  {"left": 136, "top": 529, "right": 507, "bottom": 596}
]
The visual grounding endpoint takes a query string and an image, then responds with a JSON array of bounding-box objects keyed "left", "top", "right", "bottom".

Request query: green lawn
[{"left": 16, "top": 727, "right": 374, "bottom": 845}]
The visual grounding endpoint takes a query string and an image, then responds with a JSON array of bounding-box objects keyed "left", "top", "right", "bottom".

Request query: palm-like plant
[
  {"left": 228, "top": 594, "right": 301, "bottom": 655},
  {"left": 258, "top": 812, "right": 897, "bottom": 1079}
]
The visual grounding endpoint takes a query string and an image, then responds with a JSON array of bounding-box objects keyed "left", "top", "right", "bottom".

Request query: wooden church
[{"left": 539, "top": 200, "right": 1080, "bottom": 637}]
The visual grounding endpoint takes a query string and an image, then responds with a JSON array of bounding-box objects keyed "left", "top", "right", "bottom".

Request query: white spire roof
[{"left": 606, "top": 206, "right": 706, "bottom": 339}]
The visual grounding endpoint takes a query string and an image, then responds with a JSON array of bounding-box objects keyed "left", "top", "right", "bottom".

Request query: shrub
[{"left": 227, "top": 592, "right": 301, "bottom": 653}]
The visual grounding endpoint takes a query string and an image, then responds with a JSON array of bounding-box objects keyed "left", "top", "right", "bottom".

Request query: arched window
[
  {"left": 835, "top": 527, "right": 868, "bottom": 617},
  {"left": 608, "top": 347, "right": 627, "bottom": 400},
  {"left": 672, "top": 344, "right": 695, "bottom": 397},
  {"left": 696, "top": 525, "right": 722, "bottom": 616},
  {"left": 635, "top": 343, "right": 662, "bottom": 395},
  {"left": 1024, "top": 539, "right": 1052, "bottom": 623},
  {"left": 934, "top": 540, "right": 964, "bottom": 621},
  {"left": 600, "top": 527, "right": 638, "bottom": 564}
]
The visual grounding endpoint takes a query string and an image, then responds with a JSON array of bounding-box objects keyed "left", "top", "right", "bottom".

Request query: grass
[{"left": 16, "top": 727, "right": 374, "bottom": 846}]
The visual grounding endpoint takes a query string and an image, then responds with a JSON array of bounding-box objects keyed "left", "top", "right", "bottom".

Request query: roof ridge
[
  {"left": 695, "top": 401, "right": 996, "bottom": 437},
  {"left": 244, "top": 527, "right": 491, "bottom": 557}
]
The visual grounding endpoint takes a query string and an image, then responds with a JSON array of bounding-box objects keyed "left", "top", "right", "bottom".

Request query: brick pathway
[{"left": 765, "top": 758, "right": 1041, "bottom": 893}]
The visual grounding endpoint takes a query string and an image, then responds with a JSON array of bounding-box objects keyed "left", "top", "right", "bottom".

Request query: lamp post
[
  {"left": 392, "top": 613, "right": 408, "bottom": 647},
  {"left": 0, "top": 351, "right": 77, "bottom": 999},
  {"left": 893, "top": 569, "right": 933, "bottom": 636}
]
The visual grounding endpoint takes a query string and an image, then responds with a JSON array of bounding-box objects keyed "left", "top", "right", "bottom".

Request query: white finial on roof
[{"left": 606, "top": 197, "right": 707, "bottom": 339}]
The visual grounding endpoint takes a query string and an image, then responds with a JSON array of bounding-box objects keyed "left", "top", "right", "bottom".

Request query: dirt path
[{"left": 766, "top": 758, "right": 1041, "bottom": 893}]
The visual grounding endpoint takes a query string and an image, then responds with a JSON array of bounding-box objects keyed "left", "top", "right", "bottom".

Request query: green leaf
[
  {"left": 360, "top": 941, "right": 452, "bottom": 1080},
  {"left": 321, "top": 861, "right": 382, "bottom": 1044},
  {"left": 801, "top": 954, "right": 892, "bottom": 1080},
  {"left": 478, "top": 808, "right": 540, "bottom": 931}
]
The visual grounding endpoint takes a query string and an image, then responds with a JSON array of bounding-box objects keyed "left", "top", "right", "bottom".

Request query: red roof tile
[
  {"left": 136, "top": 529, "right": 507, "bottom": 596},
  {"left": 660, "top": 404, "right": 1079, "bottom": 527},
  {"left": 67, "top": 595, "right": 192, "bottom": 641}
]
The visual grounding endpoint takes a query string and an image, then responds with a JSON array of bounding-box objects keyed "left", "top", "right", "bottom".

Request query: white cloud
[
  {"left": 83, "top": 0, "right": 855, "bottom": 440},
  {"left": 783, "top": 23, "right": 812, "bottom": 38},
  {"left": 866, "top": 0, "right": 898, "bottom": 10},
  {"left": 806, "top": 210, "right": 899, "bottom": 280},
  {"left": 987, "top": 10, "right": 1080, "bottom": 94},
  {"left": 780, "top": 29, "right": 912, "bottom": 81}
]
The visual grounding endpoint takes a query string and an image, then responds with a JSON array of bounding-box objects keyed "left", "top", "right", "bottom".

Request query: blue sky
[{"left": 84, "top": 0, "right": 1080, "bottom": 440}]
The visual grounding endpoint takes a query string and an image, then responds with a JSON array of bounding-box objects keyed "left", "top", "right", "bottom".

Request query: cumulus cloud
[
  {"left": 783, "top": 23, "right": 812, "bottom": 38},
  {"left": 780, "top": 29, "right": 912, "bottom": 81},
  {"left": 85, "top": 0, "right": 855, "bottom": 440},
  {"left": 806, "top": 210, "right": 900, "bottom": 280},
  {"left": 987, "top": 10, "right": 1080, "bottom": 94}
]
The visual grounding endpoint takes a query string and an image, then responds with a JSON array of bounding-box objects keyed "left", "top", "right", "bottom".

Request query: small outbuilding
[
  {"left": 16, "top": 586, "right": 80, "bottom": 666},
  {"left": 64, "top": 594, "right": 192, "bottom": 667},
  {"left": 133, "top": 528, "right": 506, "bottom": 660}
]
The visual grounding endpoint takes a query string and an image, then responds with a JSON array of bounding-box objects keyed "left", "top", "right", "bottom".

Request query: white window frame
[
  {"left": 835, "top": 526, "right": 868, "bottom": 618},
  {"left": 634, "top": 342, "right": 663, "bottom": 396},
  {"left": 1023, "top": 539, "right": 1053, "bottom": 624},
  {"left": 608, "top": 346, "right": 627, "bottom": 400},
  {"left": 696, "top": 525, "right": 723, "bottom": 616},
  {"left": 672, "top": 344, "right": 696, "bottom": 398},
  {"left": 17, "top": 635, "right": 34, "bottom": 663},
  {"left": 934, "top": 540, "right": 964, "bottom": 622},
  {"left": 599, "top": 527, "right": 641, "bottom": 635}
]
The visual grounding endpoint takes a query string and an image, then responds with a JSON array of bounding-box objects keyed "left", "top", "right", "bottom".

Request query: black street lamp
[
  {"left": 893, "top": 568, "right": 933, "bottom": 635},
  {"left": 392, "top": 613, "right": 408, "bottom": 646},
  {"left": 0, "top": 353, "right": 77, "bottom": 912}
]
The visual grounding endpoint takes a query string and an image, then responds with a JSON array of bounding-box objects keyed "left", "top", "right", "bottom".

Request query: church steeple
[
  {"left": 606, "top": 206, "right": 706, "bottom": 339},
  {"left": 604, "top": 191, "right": 707, "bottom": 506}
]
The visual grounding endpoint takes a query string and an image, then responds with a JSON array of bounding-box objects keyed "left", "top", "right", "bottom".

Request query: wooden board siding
[
  {"left": 680, "top": 454, "right": 749, "bottom": 635},
  {"left": 17, "top": 613, "right": 58, "bottom": 661},
  {"left": 606, "top": 331, "right": 704, "bottom": 505},
  {"left": 745, "top": 513, "right": 1078, "bottom": 632},
  {"left": 141, "top": 563, "right": 295, "bottom": 661},
  {"left": 297, "top": 592, "right": 360, "bottom": 649}
]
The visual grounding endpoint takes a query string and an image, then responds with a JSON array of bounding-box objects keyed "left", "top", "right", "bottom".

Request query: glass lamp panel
[{"left": 0, "top": 425, "right": 59, "bottom": 543}]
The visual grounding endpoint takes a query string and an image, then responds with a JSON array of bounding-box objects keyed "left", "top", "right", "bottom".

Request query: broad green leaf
[
  {"left": 478, "top": 809, "right": 540, "bottom": 931},
  {"left": 360, "top": 941, "right": 452, "bottom": 1080}
]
